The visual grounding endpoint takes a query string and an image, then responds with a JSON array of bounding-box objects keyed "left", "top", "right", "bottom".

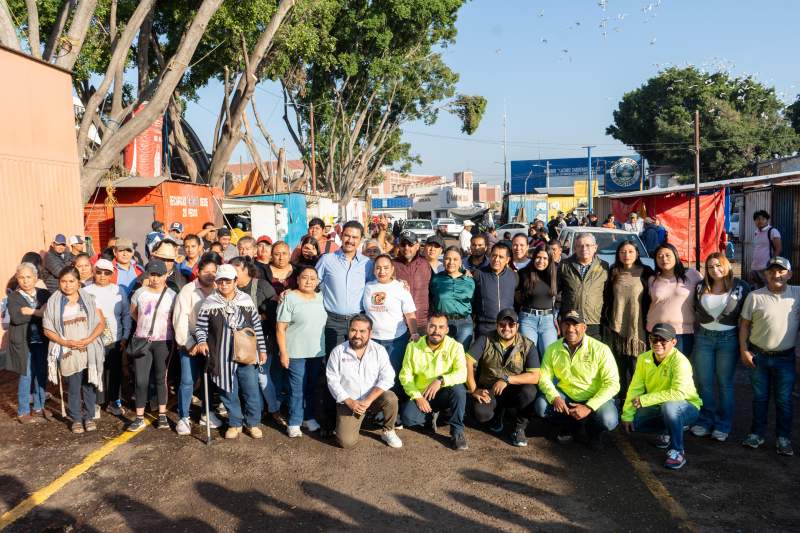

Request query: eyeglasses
[
  {"left": 215, "top": 278, "right": 234, "bottom": 284},
  {"left": 498, "top": 321, "right": 517, "bottom": 329},
  {"left": 648, "top": 336, "right": 670, "bottom": 346},
  {"left": 94, "top": 270, "right": 113, "bottom": 276}
]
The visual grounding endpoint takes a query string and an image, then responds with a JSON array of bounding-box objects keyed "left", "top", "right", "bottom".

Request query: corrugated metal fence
[{"left": 772, "top": 184, "right": 800, "bottom": 283}]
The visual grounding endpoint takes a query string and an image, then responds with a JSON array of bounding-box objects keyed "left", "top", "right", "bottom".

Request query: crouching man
[
  {"left": 622, "top": 323, "right": 702, "bottom": 470},
  {"left": 326, "top": 314, "right": 402, "bottom": 449}
]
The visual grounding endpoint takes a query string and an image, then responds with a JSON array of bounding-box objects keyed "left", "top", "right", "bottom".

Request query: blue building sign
[{"left": 510, "top": 155, "right": 642, "bottom": 194}]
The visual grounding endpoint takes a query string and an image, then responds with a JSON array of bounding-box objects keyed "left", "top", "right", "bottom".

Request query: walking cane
[
  {"left": 57, "top": 366, "right": 66, "bottom": 418},
  {"left": 203, "top": 369, "right": 212, "bottom": 445}
]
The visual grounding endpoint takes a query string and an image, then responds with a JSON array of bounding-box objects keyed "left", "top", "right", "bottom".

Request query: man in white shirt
[
  {"left": 749, "top": 210, "right": 782, "bottom": 289},
  {"left": 326, "top": 314, "right": 403, "bottom": 449},
  {"left": 459, "top": 220, "right": 475, "bottom": 254},
  {"left": 623, "top": 212, "right": 644, "bottom": 234}
]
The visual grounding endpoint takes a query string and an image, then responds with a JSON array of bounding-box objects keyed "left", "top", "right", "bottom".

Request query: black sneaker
[
  {"left": 127, "top": 417, "right": 146, "bottom": 433},
  {"left": 489, "top": 409, "right": 505, "bottom": 434},
  {"left": 157, "top": 414, "right": 170, "bottom": 429},
  {"left": 510, "top": 429, "right": 528, "bottom": 447},
  {"left": 452, "top": 432, "right": 469, "bottom": 451}
]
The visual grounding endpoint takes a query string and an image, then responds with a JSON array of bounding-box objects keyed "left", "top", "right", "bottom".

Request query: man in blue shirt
[{"left": 315, "top": 220, "right": 373, "bottom": 435}]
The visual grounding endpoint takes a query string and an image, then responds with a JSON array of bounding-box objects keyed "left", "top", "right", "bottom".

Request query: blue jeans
[
  {"left": 17, "top": 343, "right": 47, "bottom": 416},
  {"left": 178, "top": 350, "right": 206, "bottom": 419},
  {"left": 448, "top": 318, "right": 474, "bottom": 349},
  {"left": 401, "top": 384, "right": 467, "bottom": 435},
  {"left": 633, "top": 401, "right": 699, "bottom": 452},
  {"left": 675, "top": 333, "right": 694, "bottom": 357},
  {"left": 693, "top": 327, "right": 738, "bottom": 433},
  {"left": 750, "top": 352, "right": 797, "bottom": 439},
  {"left": 67, "top": 369, "right": 97, "bottom": 423},
  {"left": 219, "top": 364, "right": 262, "bottom": 428},
  {"left": 259, "top": 355, "right": 287, "bottom": 413},
  {"left": 534, "top": 389, "right": 619, "bottom": 436},
  {"left": 287, "top": 357, "right": 323, "bottom": 427},
  {"left": 376, "top": 333, "right": 410, "bottom": 397},
  {"left": 519, "top": 312, "right": 559, "bottom": 352}
]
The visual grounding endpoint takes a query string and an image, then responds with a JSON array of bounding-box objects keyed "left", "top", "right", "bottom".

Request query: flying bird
[
  {"left": 650, "top": 37, "right": 657, "bottom": 45},
  {"left": 538, "top": 9, "right": 544, "bottom": 17}
]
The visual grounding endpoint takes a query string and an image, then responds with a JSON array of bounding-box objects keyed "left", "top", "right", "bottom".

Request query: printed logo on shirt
[{"left": 371, "top": 292, "right": 387, "bottom": 306}]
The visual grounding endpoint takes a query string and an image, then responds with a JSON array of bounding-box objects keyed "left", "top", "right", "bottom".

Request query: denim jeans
[
  {"left": 633, "top": 401, "right": 699, "bottom": 452},
  {"left": 448, "top": 318, "right": 474, "bottom": 349},
  {"left": 258, "top": 355, "right": 287, "bottom": 414},
  {"left": 177, "top": 349, "right": 206, "bottom": 419},
  {"left": 533, "top": 389, "right": 619, "bottom": 436},
  {"left": 67, "top": 369, "right": 97, "bottom": 422},
  {"left": 96, "top": 342, "right": 123, "bottom": 406},
  {"left": 693, "top": 327, "right": 738, "bottom": 433},
  {"left": 376, "top": 332, "right": 410, "bottom": 397},
  {"left": 17, "top": 343, "right": 47, "bottom": 416},
  {"left": 518, "top": 312, "right": 559, "bottom": 353},
  {"left": 675, "top": 333, "right": 694, "bottom": 357},
  {"left": 219, "top": 364, "right": 262, "bottom": 428},
  {"left": 749, "top": 352, "right": 797, "bottom": 439},
  {"left": 287, "top": 357, "right": 324, "bottom": 427},
  {"left": 401, "top": 384, "right": 467, "bottom": 436}
]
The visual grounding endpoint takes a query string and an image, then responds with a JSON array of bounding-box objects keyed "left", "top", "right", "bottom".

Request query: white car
[
  {"left": 402, "top": 219, "right": 436, "bottom": 243},
  {"left": 558, "top": 227, "right": 655, "bottom": 269},
  {"left": 435, "top": 218, "right": 463, "bottom": 237},
  {"left": 497, "top": 223, "right": 529, "bottom": 241}
]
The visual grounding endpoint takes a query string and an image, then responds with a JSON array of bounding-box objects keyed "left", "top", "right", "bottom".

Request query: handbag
[
  {"left": 128, "top": 288, "right": 168, "bottom": 359},
  {"left": 233, "top": 327, "right": 258, "bottom": 365}
]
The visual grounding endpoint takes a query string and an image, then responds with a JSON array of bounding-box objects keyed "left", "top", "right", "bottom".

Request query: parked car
[
  {"left": 497, "top": 222, "right": 529, "bottom": 241},
  {"left": 435, "top": 218, "right": 463, "bottom": 237},
  {"left": 558, "top": 227, "right": 655, "bottom": 269},
  {"left": 729, "top": 211, "right": 740, "bottom": 240},
  {"left": 402, "top": 219, "right": 436, "bottom": 243}
]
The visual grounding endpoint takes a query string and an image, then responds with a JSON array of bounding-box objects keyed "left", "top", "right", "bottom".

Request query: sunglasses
[
  {"left": 94, "top": 269, "right": 113, "bottom": 276},
  {"left": 498, "top": 321, "right": 517, "bottom": 329},
  {"left": 648, "top": 336, "right": 670, "bottom": 345},
  {"left": 215, "top": 278, "right": 235, "bottom": 284}
]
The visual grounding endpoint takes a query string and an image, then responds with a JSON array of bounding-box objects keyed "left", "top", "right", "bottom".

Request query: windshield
[
  {"left": 405, "top": 220, "right": 432, "bottom": 230},
  {"left": 438, "top": 219, "right": 455, "bottom": 224},
  {"left": 591, "top": 232, "right": 648, "bottom": 257}
]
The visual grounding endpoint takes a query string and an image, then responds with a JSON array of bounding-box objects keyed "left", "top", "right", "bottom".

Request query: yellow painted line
[
  {"left": 613, "top": 434, "right": 700, "bottom": 533},
  {"left": 0, "top": 417, "right": 152, "bottom": 530}
]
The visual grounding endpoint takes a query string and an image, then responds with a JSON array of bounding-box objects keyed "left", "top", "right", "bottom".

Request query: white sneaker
[
  {"left": 287, "top": 425, "right": 302, "bottom": 438},
  {"left": 94, "top": 405, "right": 102, "bottom": 420},
  {"left": 176, "top": 417, "right": 192, "bottom": 436},
  {"left": 303, "top": 419, "right": 321, "bottom": 432},
  {"left": 690, "top": 425, "right": 709, "bottom": 437},
  {"left": 382, "top": 430, "right": 403, "bottom": 448},
  {"left": 711, "top": 430, "right": 728, "bottom": 442},
  {"left": 200, "top": 411, "right": 222, "bottom": 429}
]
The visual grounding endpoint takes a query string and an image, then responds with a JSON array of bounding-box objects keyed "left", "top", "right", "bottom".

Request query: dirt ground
[{"left": 0, "top": 365, "right": 799, "bottom": 533}]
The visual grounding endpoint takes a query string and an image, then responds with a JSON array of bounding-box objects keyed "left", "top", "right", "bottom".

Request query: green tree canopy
[{"left": 607, "top": 67, "right": 800, "bottom": 181}]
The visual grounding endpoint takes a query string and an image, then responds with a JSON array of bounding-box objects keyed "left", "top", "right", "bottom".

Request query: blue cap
[{"left": 53, "top": 234, "right": 67, "bottom": 245}]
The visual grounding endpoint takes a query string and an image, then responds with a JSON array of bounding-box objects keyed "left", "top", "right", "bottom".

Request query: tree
[
  {"left": 788, "top": 95, "right": 800, "bottom": 133},
  {"left": 607, "top": 67, "right": 800, "bottom": 181},
  {"left": 275, "top": 0, "right": 485, "bottom": 214}
]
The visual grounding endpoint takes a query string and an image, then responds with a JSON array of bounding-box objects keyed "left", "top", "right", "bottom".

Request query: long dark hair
[
  {"left": 519, "top": 248, "right": 557, "bottom": 298},
  {"left": 610, "top": 240, "right": 645, "bottom": 282},
  {"left": 653, "top": 242, "right": 687, "bottom": 283},
  {"left": 300, "top": 235, "right": 321, "bottom": 256}
]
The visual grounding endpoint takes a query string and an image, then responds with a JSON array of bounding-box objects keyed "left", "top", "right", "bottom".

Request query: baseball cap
[
  {"left": 496, "top": 308, "right": 519, "bottom": 323},
  {"left": 170, "top": 222, "right": 184, "bottom": 233},
  {"left": 766, "top": 256, "right": 791, "bottom": 271},
  {"left": 650, "top": 323, "right": 677, "bottom": 341},
  {"left": 53, "top": 234, "right": 67, "bottom": 245},
  {"left": 145, "top": 259, "right": 167, "bottom": 276},
  {"left": 94, "top": 258, "right": 114, "bottom": 272},
  {"left": 425, "top": 235, "right": 445, "bottom": 248},
  {"left": 463, "top": 220, "right": 475, "bottom": 227},
  {"left": 215, "top": 263, "right": 237, "bottom": 281},
  {"left": 68, "top": 235, "right": 84, "bottom": 245},
  {"left": 560, "top": 309, "right": 585, "bottom": 325},
  {"left": 256, "top": 235, "right": 273, "bottom": 245},
  {"left": 115, "top": 238, "right": 134, "bottom": 251},
  {"left": 399, "top": 230, "right": 418, "bottom": 244},
  {"left": 217, "top": 227, "right": 231, "bottom": 238}
]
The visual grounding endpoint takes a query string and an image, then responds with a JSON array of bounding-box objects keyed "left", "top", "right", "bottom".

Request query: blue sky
[{"left": 184, "top": 0, "right": 800, "bottom": 186}]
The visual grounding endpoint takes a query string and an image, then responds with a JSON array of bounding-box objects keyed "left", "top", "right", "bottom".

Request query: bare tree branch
[
  {"left": 241, "top": 113, "right": 269, "bottom": 192},
  {"left": 24, "top": 0, "right": 40, "bottom": 58},
  {"left": 0, "top": 0, "right": 20, "bottom": 50},
  {"left": 43, "top": 0, "right": 74, "bottom": 61},
  {"left": 167, "top": 96, "right": 199, "bottom": 182},
  {"left": 137, "top": 2, "right": 154, "bottom": 94},
  {"left": 54, "top": 0, "right": 99, "bottom": 71}
]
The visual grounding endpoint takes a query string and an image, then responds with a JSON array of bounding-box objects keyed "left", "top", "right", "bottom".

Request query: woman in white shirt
[
  {"left": 362, "top": 255, "right": 418, "bottom": 385},
  {"left": 691, "top": 252, "right": 750, "bottom": 442}
]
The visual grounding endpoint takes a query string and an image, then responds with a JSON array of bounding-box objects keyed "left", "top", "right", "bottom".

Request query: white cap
[
  {"left": 463, "top": 220, "right": 475, "bottom": 226},
  {"left": 69, "top": 235, "right": 84, "bottom": 245},
  {"left": 94, "top": 258, "right": 114, "bottom": 271},
  {"left": 215, "top": 264, "right": 237, "bottom": 281}
]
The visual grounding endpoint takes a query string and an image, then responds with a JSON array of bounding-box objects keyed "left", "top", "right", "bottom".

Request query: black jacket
[
  {"left": 43, "top": 248, "right": 73, "bottom": 292},
  {"left": 472, "top": 266, "right": 518, "bottom": 325},
  {"left": 5, "top": 288, "right": 50, "bottom": 375},
  {"left": 694, "top": 278, "right": 750, "bottom": 327}
]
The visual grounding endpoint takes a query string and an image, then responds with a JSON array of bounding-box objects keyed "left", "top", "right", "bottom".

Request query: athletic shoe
[
  {"left": 665, "top": 449, "right": 686, "bottom": 470},
  {"left": 303, "top": 419, "right": 321, "bottom": 432},
  {"left": 71, "top": 421, "right": 85, "bottom": 434},
  {"left": 776, "top": 437, "right": 794, "bottom": 456},
  {"left": 426, "top": 412, "right": 440, "bottom": 433},
  {"left": 176, "top": 418, "right": 192, "bottom": 436},
  {"left": 690, "top": 425, "right": 709, "bottom": 437},
  {"left": 287, "top": 425, "right": 302, "bottom": 438},
  {"left": 489, "top": 409, "right": 505, "bottom": 433},
  {"left": 127, "top": 417, "right": 146, "bottom": 432},
  {"left": 742, "top": 433, "right": 765, "bottom": 449},
  {"left": 452, "top": 432, "right": 469, "bottom": 451},
  {"left": 200, "top": 411, "right": 222, "bottom": 429},
  {"left": 216, "top": 404, "right": 228, "bottom": 417},
  {"left": 556, "top": 432, "right": 573, "bottom": 444},
  {"left": 157, "top": 414, "right": 170, "bottom": 429},
  {"left": 711, "top": 430, "right": 728, "bottom": 442},
  {"left": 654, "top": 434, "right": 671, "bottom": 449},
  {"left": 510, "top": 429, "right": 528, "bottom": 447},
  {"left": 225, "top": 426, "right": 241, "bottom": 439},
  {"left": 94, "top": 405, "right": 102, "bottom": 420},
  {"left": 246, "top": 426, "right": 263, "bottom": 439},
  {"left": 106, "top": 403, "right": 124, "bottom": 416},
  {"left": 382, "top": 430, "right": 403, "bottom": 448},
  {"left": 84, "top": 420, "right": 97, "bottom": 432}
]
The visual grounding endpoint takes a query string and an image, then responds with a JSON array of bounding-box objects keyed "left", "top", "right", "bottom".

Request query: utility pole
[
  {"left": 583, "top": 145, "right": 596, "bottom": 213},
  {"left": 502, "top": 106, "right": 509, "bottom": 195},
  {"left": 546, "top": 160, "right": 551, "bottom": 190},
  {"left": 694, "top": 109, "right": 701, "bottom": 270},
  {"left": 310, "top": 103, "right": 317, "bottom": 194}
]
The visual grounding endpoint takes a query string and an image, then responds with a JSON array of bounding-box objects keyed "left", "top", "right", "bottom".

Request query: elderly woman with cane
[{"left": 42, "top": 266, "right": 106, "bottom": 434}]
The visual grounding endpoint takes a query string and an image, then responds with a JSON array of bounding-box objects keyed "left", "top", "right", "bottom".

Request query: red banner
[{"left": 612, "top": 190, "right": 726, "bottom": 264}]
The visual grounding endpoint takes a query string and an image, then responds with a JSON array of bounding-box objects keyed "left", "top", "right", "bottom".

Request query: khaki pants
[{"left": 336, "top": 390, "right": 398, "bottom": 449}]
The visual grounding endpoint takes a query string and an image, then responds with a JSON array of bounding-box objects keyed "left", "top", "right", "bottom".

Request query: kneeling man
[
  {"left": 467, "top": 309, "right": 540, "bottom": 447},
  {"left": 534, "top": 310, "right": 620, "bottom": 448},
  {"left": 622, "top": 323, "right": 702, "bottom": 470},
  {"left": 327, "top": 314, "right": 402, "bottom": 449}
]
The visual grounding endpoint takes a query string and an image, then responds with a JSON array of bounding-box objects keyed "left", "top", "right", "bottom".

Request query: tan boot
[
  {"left": 225, "top": 426, "right": 241, "bottom": 439},
  {"left": 246, "top": 426, "right": 263, "bottom": 439}
]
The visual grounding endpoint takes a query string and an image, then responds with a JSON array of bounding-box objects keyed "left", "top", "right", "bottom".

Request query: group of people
[{"left": 4, "top": 208, "right": 797, "bottom": 471}]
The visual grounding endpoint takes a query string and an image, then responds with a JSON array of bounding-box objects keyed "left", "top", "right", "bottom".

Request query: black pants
[
  {"left": 473, "top": 383, "right": 538, "bottom": 430},
  {"left": 585, "top": 324, "right": 601, "bottom": 340},
  {"left": 476, "top": 321, "right": 496, "bottom": 337},
  {"left": 97, "top": 342, "right": 123, "bottom": 405},
  {"left": 133, "top": 340, "right": 172, "bottom": 409},
  {"left": 320, "top": 314, "right": 354, "bottom": 431}
]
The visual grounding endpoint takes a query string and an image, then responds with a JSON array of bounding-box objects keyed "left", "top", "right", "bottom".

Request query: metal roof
[
  {"left": 601, "top": 170, "right": 800, "bottom": 199},
  {"left": 111, "top": 176, "right": 170, "bottom": 188}
]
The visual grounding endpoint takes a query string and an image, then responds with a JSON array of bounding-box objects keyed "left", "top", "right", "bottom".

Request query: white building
[{"left": 408, "top": 184, "right": 474, "bottom": 219}]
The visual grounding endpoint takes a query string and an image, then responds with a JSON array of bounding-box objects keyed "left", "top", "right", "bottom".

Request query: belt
[
  {"left": 327, "top": 311, "right": 359, "bottom": 321},
  {"left": 521, "top": 307, "right": 553, "bottom": 316},
  {"left": 446, "top": 314, "right": 470, "bottom": 321},
  {"left": 750, "top": 344, "right": 795, "bottom": 357}
]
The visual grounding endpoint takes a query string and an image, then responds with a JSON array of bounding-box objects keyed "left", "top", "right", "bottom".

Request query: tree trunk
[
  {"left": 0, "top": 1, "right": 20, "bottom": 50},
  {"left": 137, "top": 5, "right": 154, "bottom": 94},
  {"left": 24, "top": 0, "right": 40, "bottom": 58},
  {"left": 54, "top": 0, "right": 99, "bottom": 71},
  {"left": 43, "top": 0, "right": 74, "bottom": 61},
  {"left": 167, "top": 97, "right": 199, "bottom": 182},
  {"left": 80, "top": 0, "right": 223, "bottom": 202}
]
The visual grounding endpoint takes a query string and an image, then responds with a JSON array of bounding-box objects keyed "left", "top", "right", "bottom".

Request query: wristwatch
[
  {"left": 436, "top": 376, "right": 445, "bottom": 384},
  {"left": 502, "top": 374, "right": 510, "bottom": 384}
]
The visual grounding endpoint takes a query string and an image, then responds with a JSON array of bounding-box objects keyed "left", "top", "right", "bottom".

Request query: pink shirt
[
  {"left": 751, "top": 225, "right": 780, "bottom": 270},
  {"left": 646, "top": 269, "right": 703, "bottom": 334}
]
